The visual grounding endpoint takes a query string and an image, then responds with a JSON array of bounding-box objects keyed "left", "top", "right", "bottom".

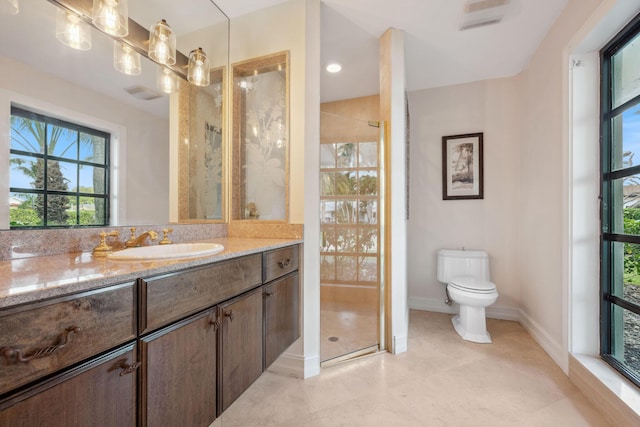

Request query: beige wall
[
  {"left": 517, "top": 0, "right": 603, "bottom": 368},
  {"left": 407, "top": 77, "right": 521, "bottom": 316},
  {"left": 230, "top": 0, "right": 307, "bottom": 224},
  {"left": 320, "top": 95, "right": 380, "bottom": 142}
]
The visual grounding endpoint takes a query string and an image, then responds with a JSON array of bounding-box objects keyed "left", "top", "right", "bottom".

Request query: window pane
[
  {"left": 335, "top": 172, "right": 356, "bottom": 195},
  {"left": 46, "top": 194, "right": 72, "bottom": 225},
  {"left": 611, "top": 104, "right": 640, "bottom": 171},
  {"left": 336, "top": 256, "right": 357, "bottom": 281},
  {"left": 320, "top": 144, "right": 336, "bottom": 168},
  {"left": 358, "top": 256, "right": 377, "bottom": 282},
  {"left": 612, "top": 32, "right": 640, "bottom": 109},
  {"left": 10, "top": 153, "right": 39, "bottom": 189},
  {"left": 611, "top": 177, "right": 640, "bottom": 234},
  {"left": 336, "top": 143, "right": 356, "bottom": 168},
  {"left": 359, "top": 200, "right": 377, "bottom": 224},
  {"left": 11, "top": 116, "right": 44, "bottom": 153},
  {"left": 76, "top": 197, "right": 105, "bottom": 225},
  {"left": 9, "top": 192, "right": 41, "bottom": 227},
  {"left": 611, "top": 241, "right": 640, "bottom": 306},
  {"left": 610, "top": 304, "right": 640, "bottom": 376},
  {"left": 358, "top": 227, "right": 378, "bottom": 253},
  {"left": 48, "top": 125, "right": 78, "bottom": 160},
  {"left": 358, "top": 171, "right": 377, "bottom": 195},
  {"left": 79, "top": 166, "right": 106, "bottom": 194},
  {"left": 320, "top": 201, "right": 335, "bottom": 223},
  {"left": 320, "top": 172, "right": 335, "bottom": 195},
  {"left": 51, "top": 160, "right": 76, "bottom": 191},
  {"left": 336, "top": 227, "right": 357, "bottom": 252},
  {"left": 335, "top": 200, "right": 357, "bottom": 223},
  {"left": 81, "top": 133, "right": 106, "bottom": 164},
  {"left": 320, "top": 255, "right": 335, "bottom": 281},
  {"left": 358, "top": 142, "right": 377, "bottom": 167},
  {"left": 320, "top": 227, "right": 336, "bottom": 252}
]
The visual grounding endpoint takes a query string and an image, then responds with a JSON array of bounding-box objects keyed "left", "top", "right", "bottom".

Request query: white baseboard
[
  {"left": 393, "top": 334, "right": 408, "bottom": 354},
  {"left": 408, "top": 296, "right": 520, "bottom": 321},
  {"left": 518, "top": 310, "right": 568, "bottom": 373},
  {"left": 268, "top": 352, "right": 320, "bottom": 379}
]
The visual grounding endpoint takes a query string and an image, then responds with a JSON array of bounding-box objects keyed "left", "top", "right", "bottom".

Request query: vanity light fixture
[
  {"left": 326, "top": 62, "right": 342, "bottom": 73},
  {"left": 157, "top": 66, "right": 179, "bottom": 94},
  {"left": 92, "top": 0, "right": 128, "bottom": 37},
  {"left": 114, "top": 41, "right": 141, "bottom": 76},
  {"left": 56, "top": 8, "right": 91, "bottom": 51},
  {"left": 1, "top": 0, "right": 18, "bottom": 15},
  {"left": 148, "top": 19, "right": 176, "bottom": 65},
  {"left": 187, "top": 47, "right": 210, "bottom": 87}
]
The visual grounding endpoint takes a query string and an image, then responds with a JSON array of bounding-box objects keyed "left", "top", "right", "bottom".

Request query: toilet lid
[{"left": 449, "top": 276, "right": 496, "bottom": 293}]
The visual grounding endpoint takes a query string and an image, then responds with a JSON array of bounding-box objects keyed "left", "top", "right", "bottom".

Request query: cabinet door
[
  {"left": 263, "top": 272, "right": 300, "bottom": 369},
  {"left": 140, "top": 308, "right": 218, "bottom": 427},
  {"left": 219, "top": 288, "right": 263, "bottom": 412},
  {"left": 0, "top": 344, "right": 137, "bottom": 427}
]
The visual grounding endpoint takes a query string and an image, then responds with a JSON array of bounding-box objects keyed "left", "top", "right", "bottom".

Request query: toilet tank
[{"left": 436, "top": 249, "right": 490, "bottom": 283}]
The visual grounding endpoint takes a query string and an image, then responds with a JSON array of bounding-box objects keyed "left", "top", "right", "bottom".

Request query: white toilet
[{"left": 436, "top": 249, "right": 498, "bottom": 343}]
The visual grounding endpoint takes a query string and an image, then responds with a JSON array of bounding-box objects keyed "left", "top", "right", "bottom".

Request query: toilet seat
[{"left": 449, "top": 276, "right": 496, "bottom": 294}]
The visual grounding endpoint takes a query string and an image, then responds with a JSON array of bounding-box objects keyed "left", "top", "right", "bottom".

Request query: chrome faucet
[{"left": 125, "top": 227, "right": 158, "bottom": 248}]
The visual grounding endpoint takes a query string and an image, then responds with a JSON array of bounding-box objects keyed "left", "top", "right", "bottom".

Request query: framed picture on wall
[{"left": 442, "top": 132, "right": 484, "bottom": 200}]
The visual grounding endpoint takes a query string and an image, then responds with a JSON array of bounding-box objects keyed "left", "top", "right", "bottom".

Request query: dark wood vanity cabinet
[
  {"left": 0, "top": 244, "right": 300, "bottom": 425},
  {"left": 264, "top": 272, "right": 300, "bottom": 369},
  {"left": 219, "top": 287, "right": 264, "bottom": 412},
  {"left": 0, "top": 344, "right": 138, "bottom": 427},
  {"left": 140, "top": 308, "right": 218, "bottom": 427}
]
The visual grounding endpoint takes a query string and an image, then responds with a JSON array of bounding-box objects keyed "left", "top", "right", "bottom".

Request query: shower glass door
[{"left": 320, "top": 112, "right": 381, "bottom": 363}]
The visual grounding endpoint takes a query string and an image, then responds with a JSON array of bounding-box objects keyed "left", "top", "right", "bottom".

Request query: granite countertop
[{"left": 0, "top": 237, "right": 302, "bottom": 309}]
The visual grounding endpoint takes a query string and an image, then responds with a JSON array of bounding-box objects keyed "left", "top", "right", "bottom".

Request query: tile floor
[
  {"left": 213, "top": 310, "right": 612, "bottom": 426},
  {"left": 320, "top": 306, "right": 378, "bottom": 362}
]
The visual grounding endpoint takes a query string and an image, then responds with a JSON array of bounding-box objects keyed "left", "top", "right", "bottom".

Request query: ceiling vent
[
  {"left": 460, "top": 0, "right": 511, "bottom": 31},
  {"left": 124, "top": 85, "right": 164, "bottom": 101}
]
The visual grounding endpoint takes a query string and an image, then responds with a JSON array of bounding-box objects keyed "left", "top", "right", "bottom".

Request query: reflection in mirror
[
  {"left": 0, "top": 0, "right": 228, "bottom": 230},
  {"left": 232, "top": 51, "right": 289, "bottom": 222},
  {"left": 177, "top": 67, "right": 224, "bottom": 221}
]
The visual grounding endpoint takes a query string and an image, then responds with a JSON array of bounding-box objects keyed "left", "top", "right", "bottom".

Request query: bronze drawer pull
[
  {"left": 278, "top": 259, "right": 291, "bottom": 268},
  {"left": 114, "top": 360, "right": 141, "bottom": 376},
  {"left": 263, "top": 290, "right": 273, "bottom": 297},
  {"left": 0, "top": 326, "right": 80, "bottom": 364},
  {"left": 223, "top": 309, "right": 235, "bottom": 321}
]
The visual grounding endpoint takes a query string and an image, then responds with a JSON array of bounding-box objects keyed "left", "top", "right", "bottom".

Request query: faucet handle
[
  {"left": 159, "top": 228, "right": 173, "bottom": 245},
  {"left": 125, "top": 227, "right": 137, "bottom": 247},
  {"left": 93, "top": 230, "right": 120, "bottom": 257}
]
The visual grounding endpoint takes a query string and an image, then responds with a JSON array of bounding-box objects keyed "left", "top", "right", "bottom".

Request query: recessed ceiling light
[{"left": 326, "top": 63, "right": 342, "bottom": 73}]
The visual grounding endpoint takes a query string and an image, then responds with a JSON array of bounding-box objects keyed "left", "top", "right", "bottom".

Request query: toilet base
[{"left": 452, "top": 307, "right": 492, "bottom": 344}]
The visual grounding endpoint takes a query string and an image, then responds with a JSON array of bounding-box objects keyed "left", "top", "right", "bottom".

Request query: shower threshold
[{"left": 320, "top": 344, "right": 381, "bottom": 368}]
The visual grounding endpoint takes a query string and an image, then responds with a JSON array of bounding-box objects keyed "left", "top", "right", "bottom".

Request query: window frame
[
  {"left": 9, "top": 106, "right": 111, "bottom": 229},
  {"left": 600, "top": 12, "right": 640, "bottom": 388}
]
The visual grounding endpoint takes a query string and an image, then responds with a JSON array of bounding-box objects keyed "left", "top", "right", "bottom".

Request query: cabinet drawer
[
  {"left": 142, "top": 254, "right": 262, "bottom": 333},
  {"left": 0, "top": 282, "right": 136, "bottom": 396},
  {"left": 0, "top": 343, "right": 138, "bottom": 426},
  {"left": 263, "top": 245, "right": 299, "bottom": 283}
]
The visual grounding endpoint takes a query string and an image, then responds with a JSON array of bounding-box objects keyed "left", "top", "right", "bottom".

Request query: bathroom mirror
[{"left": 0, "top": 0, "right": 229, "bottom": 229}]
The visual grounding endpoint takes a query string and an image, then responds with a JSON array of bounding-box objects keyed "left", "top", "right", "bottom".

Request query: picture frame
[{"left": 442, "top": 132, "right": 484, "bottom": 200}]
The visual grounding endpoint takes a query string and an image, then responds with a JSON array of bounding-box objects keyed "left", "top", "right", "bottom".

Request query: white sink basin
[{"left": 107, "top": 243, "right": 224, "bottom": 261}]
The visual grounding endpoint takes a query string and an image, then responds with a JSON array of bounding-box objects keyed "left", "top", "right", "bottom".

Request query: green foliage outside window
[{"left": 624, "top": 207, "right": 640, "bottom": 284}]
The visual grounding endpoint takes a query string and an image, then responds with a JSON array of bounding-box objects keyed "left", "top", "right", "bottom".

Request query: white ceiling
[{"left": 217, "top": 0, "right": 569, "bottom": 102}]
